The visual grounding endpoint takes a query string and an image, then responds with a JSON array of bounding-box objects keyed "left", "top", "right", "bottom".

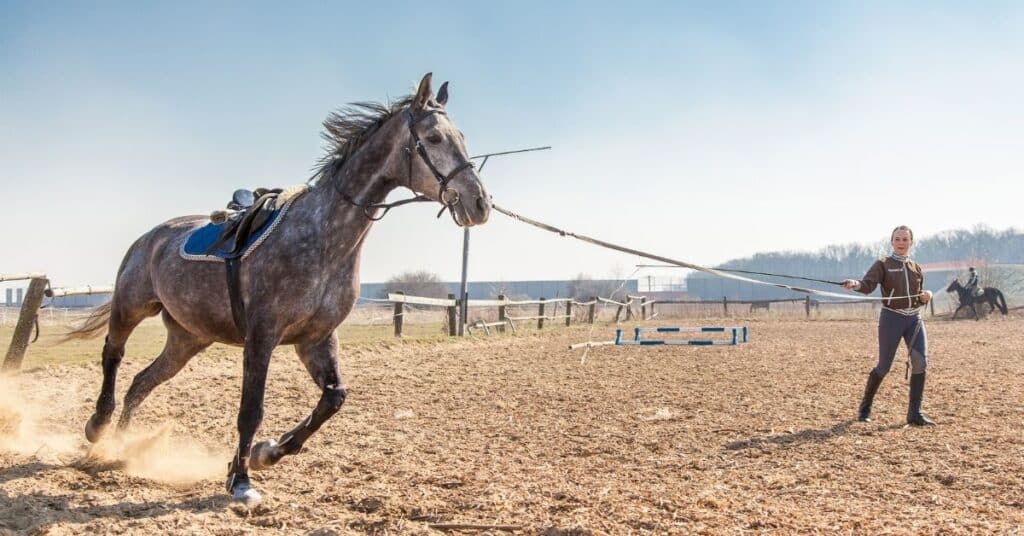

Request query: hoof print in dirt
[
  {"left": 71, "top": 454, "right": 126, "bottom": 475},
  {"left": 349, "top": 496, "right": 384, "bottom": 513},
  {"left": 542, "top": 528, "right": 592, "bottom": 536}
]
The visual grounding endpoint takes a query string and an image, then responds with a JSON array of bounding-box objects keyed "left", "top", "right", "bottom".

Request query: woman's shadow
[{"left": 723, "top": 419, "right": 906, "bottom": 451}]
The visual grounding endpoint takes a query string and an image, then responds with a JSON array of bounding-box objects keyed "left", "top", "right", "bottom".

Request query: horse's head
[
  {"left": 402, "top": 73, "right": 490, "bottom": 227},
  {"left": 946, "top": 279, "right": 961, "bottom": 293}
]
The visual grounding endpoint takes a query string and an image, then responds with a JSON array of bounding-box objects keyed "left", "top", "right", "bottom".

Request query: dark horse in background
[
  {"left": 64, "top": 73, "right": 491, "bottom": 505},
  {"left": 946, "top": 279, "right": 1008, "bottom": 319}
]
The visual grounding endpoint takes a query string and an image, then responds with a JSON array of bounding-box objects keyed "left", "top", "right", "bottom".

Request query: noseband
[
  {"left": 337, "top": 107, "right": 475, "bottom": 224},
  {"left": 404, "top": 108, "right": 476, "bottom": 221}
]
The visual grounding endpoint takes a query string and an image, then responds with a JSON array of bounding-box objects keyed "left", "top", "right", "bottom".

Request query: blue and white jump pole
[{"left": 614, "top": 326, "right": 749, "bottom": 346}]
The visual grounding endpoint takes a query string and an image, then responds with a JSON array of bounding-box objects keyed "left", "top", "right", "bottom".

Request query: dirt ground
[{"left": 1, "top": 316, "right": 1023, "bottom": 535}]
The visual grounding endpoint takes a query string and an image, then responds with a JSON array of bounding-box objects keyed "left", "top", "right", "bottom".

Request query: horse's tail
[
  {"left": 60, "top": 300, "right": 112, "bottom": 342},
  {"left": 995, "top": 289, "right": 1009, "bottom": 315}
]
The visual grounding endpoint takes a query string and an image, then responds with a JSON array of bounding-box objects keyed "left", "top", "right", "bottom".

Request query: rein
[
  {"left": 492, "top": 203, "right": 927, "bottom": 302},
  {"left": 337, "top": 107, "right": 474, "bottom": 224}
]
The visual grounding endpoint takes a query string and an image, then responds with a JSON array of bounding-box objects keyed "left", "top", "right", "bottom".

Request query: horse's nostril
[{"left": 476, "top": 197, "right": 488, "bottom": 211}]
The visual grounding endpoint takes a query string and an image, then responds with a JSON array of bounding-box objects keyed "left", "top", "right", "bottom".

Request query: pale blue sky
[{"left": 2, "top": 1, "right": 1022, "bottom": 287}]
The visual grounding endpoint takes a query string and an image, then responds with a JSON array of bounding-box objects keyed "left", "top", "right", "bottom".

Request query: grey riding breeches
[{"left": 874, "top": 308, "right": 927, "bottom": 377}]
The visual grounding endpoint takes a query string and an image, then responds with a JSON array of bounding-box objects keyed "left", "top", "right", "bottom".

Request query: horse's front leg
[
  {"left": 226, "top": 328, "right": 280, "bottom": 506},
  {"left": 250, "top": 332, "right": 346, "bottom": 470}
]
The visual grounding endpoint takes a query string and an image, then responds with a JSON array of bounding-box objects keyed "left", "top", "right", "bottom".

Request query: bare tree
[
  {"left": 380, "top": 270, "right": 449, "bottom": 299},
  {"left": 568, "top": 273, "right": 622, "bottom": 299}
]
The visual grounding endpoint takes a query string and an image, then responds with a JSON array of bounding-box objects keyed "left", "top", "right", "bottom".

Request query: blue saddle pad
[{"left": 182, "top": 206, "right": 286, "bottom": 260}]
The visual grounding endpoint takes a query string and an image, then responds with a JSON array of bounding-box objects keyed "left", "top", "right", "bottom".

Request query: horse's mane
[{"left": 310, "top": 94, "right": 415, "bottom": 186}]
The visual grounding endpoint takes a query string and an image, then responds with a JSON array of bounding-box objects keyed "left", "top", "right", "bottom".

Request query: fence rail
[
  {"left": 0, "top": 273, "right": 48, "bottom": 283},
  {"left": 377, "top": 292, "right": 680, "bottom": 336},
  {"left": 387, "top": 293, "right": 456, "bottom": 307},
  {"left": 45, "top": 285, "right": 115, "bottom": 298},
  {"left": 650, "top": 295, "right": 938, "bottom": 317}
]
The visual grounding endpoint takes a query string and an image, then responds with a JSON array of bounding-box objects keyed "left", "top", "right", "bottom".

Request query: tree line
[{"left": 700, "top": 225, "right": 1024, "bottom": 281}]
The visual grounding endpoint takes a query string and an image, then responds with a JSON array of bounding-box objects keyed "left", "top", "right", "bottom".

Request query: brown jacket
[{"left": 855, "top": 256, "right": 925, "bottom": 309}]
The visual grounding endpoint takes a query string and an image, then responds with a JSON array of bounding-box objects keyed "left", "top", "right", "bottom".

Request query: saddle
[
  {"left": 204, "top": 188, "right": 284, "bottom": 259},
  {"left": 183, "top": 186, "right": 309, "bottom": 260},
  {"left": 181, "top": 185, "right": 309, "bottom": 336}
]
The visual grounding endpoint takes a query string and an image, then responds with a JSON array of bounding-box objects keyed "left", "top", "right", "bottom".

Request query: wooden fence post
[
  {"left": 497, "top": 294, "right": 507, "bottom": 333},
  {"left": 722, "top": 296, "right": 729, "bottom": 317},
  {"left": 447, "top": 293, "right": 457, "bottom": 336},
  {"left": 805, "top": 296, "right": 811, "bottom": 318},
  {"left": 392, "top": 291, "right": 404, "bottom": 338},
  {"left": 588, "top": 298, "right": 596, "bottom": 324},
  {"left": 565, "top": 300, "right": 573, "bottom": 327},
  {"left": 650, "top": 301, "right": 656, "bottom": 318},
  {"left": 930, "top": 299, "right": 934, "bottom": 317},
  {"left": 2, "top": 276, "right": 49, "bottom": 373},
  {"left": 538, "top": 298, "right": 546, "bottom": 329},
  {"left": 641, "top": 297, "right": 647, "bottom": 320}
]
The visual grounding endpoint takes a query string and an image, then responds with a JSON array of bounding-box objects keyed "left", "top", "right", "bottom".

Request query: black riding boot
[
  {"left": 906, "top": 372, "right": 936, "bottom": 426},
  {"left": 858, "top": 370, "right": 884, "bottom": 422}
]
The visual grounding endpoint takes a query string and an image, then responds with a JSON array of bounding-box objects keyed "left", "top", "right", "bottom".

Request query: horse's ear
[
  {"left": 414, "top": 72, "right": 433, "bottom": 110},
  {"left": 436, "top": 81, "right": 449, "bottom": 106}
]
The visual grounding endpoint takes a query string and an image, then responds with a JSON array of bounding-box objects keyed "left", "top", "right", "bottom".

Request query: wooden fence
[
  {"left": 382, "top": 292, "right": 944, "bottom": 337},
  {"left": 651, "top": 295, "right": 937, "bottom": 317},
  {"left": 387, "top": 293, "right": 750, "bottom": 337},
  {"left": 1, "top": 271, "right": 947, "bottom": 370},
  {"left": 1, "top": 273, "right": 114, "bottom": 373},
  {"left": 1, "top": 273, "right": 49, "bottom": 372},
  {"left": 387, "top": 292, "right": 602, "bottom": 337}
]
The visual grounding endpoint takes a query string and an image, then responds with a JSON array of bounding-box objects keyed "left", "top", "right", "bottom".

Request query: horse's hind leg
[
  {"left": 86, "top": 300, "right": 160, "bottom": 443},
  {"left": 250, "top": 332, "right": 345, "bottom": 471},
  {"left": 116, "top": 312, "right": 212, "bottom": 432}
]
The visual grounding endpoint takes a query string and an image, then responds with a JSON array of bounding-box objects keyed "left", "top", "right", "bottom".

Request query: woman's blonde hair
[{"left": 891, "top": 225, "right": 914, "bottom": 241}]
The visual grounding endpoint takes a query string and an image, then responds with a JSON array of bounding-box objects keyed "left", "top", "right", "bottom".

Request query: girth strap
[
  {"left": 226, "top": 258, "right": 246, "bottom": 336},
  {"left": 210, "top": 189, "right": 284, "bottom": 337}
]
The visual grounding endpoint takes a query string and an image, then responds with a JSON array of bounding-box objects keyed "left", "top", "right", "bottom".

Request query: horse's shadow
[
  {"left": 723, "top": 419, "right": 906, "bottom": 451},
  {"left": 0, "top": 461, "right": 231, "bottom": 533}
]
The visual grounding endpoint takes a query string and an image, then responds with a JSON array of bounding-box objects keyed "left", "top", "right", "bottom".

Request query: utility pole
[{"left": 457, "top": 146, "right": 551, "bottom": 336}]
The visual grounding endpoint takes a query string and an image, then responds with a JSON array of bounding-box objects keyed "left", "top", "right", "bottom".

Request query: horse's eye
[{"left": 426, "top": 133, "right": 443, "bottom": 144}]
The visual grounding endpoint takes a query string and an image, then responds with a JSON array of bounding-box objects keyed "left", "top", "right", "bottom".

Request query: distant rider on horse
[{"left": 964, "top": 266, "right": 981, "bottom": 297}]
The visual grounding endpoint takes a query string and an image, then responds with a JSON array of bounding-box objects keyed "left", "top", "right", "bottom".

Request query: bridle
[{"left": 337, "top": 106, "right": 476, "bottom": 224}]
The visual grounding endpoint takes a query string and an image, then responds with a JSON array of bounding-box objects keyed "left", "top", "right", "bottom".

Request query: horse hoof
[
  {"left": 250, "top": 440, "right": 279, "bottom": 471},
  {"left": 231, "top": 483, "right": 262, "bottom": 507},
  {"left": 225, "top": 472, "right": 262, "bottom": 507},
  {"left": 84, "top": 414, "right": 109, "bottom": 444}
]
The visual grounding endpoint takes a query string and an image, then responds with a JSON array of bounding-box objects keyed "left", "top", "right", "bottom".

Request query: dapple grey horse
[{"left": 67, "top": 73, "right": 490, "bottom": 504}]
